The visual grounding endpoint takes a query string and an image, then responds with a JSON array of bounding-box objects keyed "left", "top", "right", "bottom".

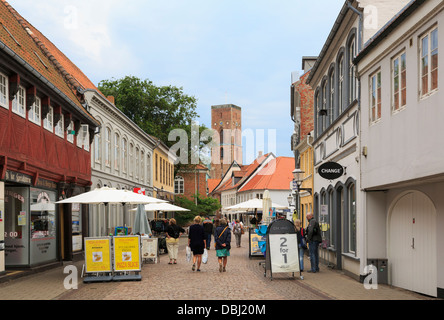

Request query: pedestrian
[
  {"left": 306, "top": 213, "right": 322, "bottom": 273},
  {"left": 203, "top": 216, "right": 213, "bottom": 250},
  {"left": 188, "top": 216, "right": 206, "bottom": 272},
  {"left": 215, "top": 218, "right": 231, "bottom": 272},
  {"left": 295, "top": 219, "right": 306, "bottom": 272},
  {"left": 233, "top": 219, "right": 243, "bottom": 248},
  {"left": 166, "top": 218, "right": 185, "bottom": 265}
]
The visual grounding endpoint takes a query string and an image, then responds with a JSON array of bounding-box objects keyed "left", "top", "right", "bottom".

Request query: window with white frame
[
  {"left": 329, "top": 69, "right": 335, "bottom": 124},
  {"left": 129, "top": 143, "right": 134, "bottom": 176},
  {"left": 114, "top": 133, "right": 120, "bottom": 171},
  {"left": 140, "top": 150, "right": 145, "bottom": 182},
  {"left": 347, "top": 183, "right": 356, "bottom": 254},
  {"left": 338, "top": 56, "right": 344, "bottom": 114},
  {"left": 43, "top": 106, "right": 54, "bottom": 132},
  {"left": 348, "top": 38, "right": 357, "bottom": 104},
  {"left": 12, "top": 85, "right": 25, "bottom": 117},
  {"left": 94, "top": 131, "right": 101, "bottom": 162},
  {"left": 370, "top": 71, "right": 382, "bottom": 123},
  {"left": 174, "top": 176, "right": 184, "bottom": 194},
  {"left": 67, "top": 121, "right": 74, "bottom": 143},
  {"left": 82, "top": 125, "right": 89, "bottom": 151},
  {"left": 392, "top": 52, "right": 407, "bottom": 112},
  {"left": 55, "top": 113, "right": 64, "bottom": 138},
  {"left": 135, "top": 147, "right": 139, "bottom": 179},
  {"left": 0, "top": 72, "right": 8, "bottom": 109},
  {"left": 105, "top": 127, "right": 111, "bottom": 167},
  {"left": 29, "top": 96, "right": 41, "bottom": 125},
  {"left": 122, "top": 138, "right": 128, "bottom": 173},
  {"left": 420, "top": 27, "right": 438, "bottom": 97}
]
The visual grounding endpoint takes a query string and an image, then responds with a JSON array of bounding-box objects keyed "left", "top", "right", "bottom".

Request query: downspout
[
  {"left": 347, "top": 0, "right": 363, "bottom": 52},
  {"left": 347, "top": 0, "right": 366, "bottom": 276}
]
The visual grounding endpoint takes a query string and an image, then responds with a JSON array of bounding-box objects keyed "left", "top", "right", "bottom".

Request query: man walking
[
  {"left": 306, "top": 213, "right": 322, "bottom": 273},
  {"left": 203, "top": 216, "right": 213, "bottom": 250}
]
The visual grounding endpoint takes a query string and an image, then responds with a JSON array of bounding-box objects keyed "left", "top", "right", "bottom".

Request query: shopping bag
[
  {"left": 202, "top": 248, "right": 208, "bottom": 264},
  {"left": 186, "top": 246, "right": 191, "bottom": 263}
]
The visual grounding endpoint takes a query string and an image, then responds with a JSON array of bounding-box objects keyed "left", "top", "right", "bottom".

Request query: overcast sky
[{"left": 8, "top": 0, "right": 344, "bottom": 163}]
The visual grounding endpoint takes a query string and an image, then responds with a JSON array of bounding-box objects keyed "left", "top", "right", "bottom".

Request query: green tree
[
  {"left": 174, "top": 193, "right": 221, "bottom": 226},
  {"left": 98, "top": 76, "right": 213, "bottom": 167}
]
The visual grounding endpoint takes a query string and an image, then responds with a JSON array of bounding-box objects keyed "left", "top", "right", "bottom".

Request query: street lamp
[{"left": 292, "top": 168, "right": 312, "bottom": 220}]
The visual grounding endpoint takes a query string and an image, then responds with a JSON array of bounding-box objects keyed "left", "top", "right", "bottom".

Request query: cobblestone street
[{"left": 0, "top": 233, "right": 435, "bottom": 303}]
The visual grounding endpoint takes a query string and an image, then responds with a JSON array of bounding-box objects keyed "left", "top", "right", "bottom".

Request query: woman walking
[
  {"left": 188, "top": 216, "right": 206, "bottom": 272},
  {"left": 295, "top": 219, "right": 306, "bottom": 272},
  {"left": 166, "top": 218, "right": 185, "bottom": 265},
  {"left": 215, "top": 218, "right": 231, "bottom": 272}
]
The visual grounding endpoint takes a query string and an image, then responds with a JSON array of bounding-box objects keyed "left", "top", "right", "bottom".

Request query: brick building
[
  {"left": 175, "top": 164, "right": 209, "bottom": 203},
  {"left": 210, "top": 104, "right": 242, "bottom": 180}
]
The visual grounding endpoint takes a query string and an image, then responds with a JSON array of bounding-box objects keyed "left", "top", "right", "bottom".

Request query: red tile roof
[
  {"left": 207, "top": 179, "right": 221, "bottom": 193},
  {"left": 0, "top": 0, "right": 98, "bottom": 125},
  {"left": 239, "top": 157, "right": 294, "bottom": 192}
]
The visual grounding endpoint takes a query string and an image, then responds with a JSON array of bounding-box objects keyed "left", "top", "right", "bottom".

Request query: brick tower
[{"left": 210, "top": 104, "right": 243, "bottom": 179}]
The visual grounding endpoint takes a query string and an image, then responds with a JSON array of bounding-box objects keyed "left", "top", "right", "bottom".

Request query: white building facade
[
  {"left": 355, "top": 0, "right": 444, "bottom": 298},
  {"left": 85, "top": 91, "right": 157, "bottom": 236},
  {"left": 307, "top": 0, "right": 411, "bottom": 280}
]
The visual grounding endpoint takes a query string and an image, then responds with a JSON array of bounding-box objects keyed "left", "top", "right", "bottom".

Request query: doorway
[{"left": 388, "top": 191, "right": 437, "bottom": 297}]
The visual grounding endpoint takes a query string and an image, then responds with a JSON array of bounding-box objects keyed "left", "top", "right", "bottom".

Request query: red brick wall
[
  {"left": 179, "top": 170, "right": 208, "bottom": 201},
  {"left": 295, "top": 71, "right": 314, "bottom": 141}
]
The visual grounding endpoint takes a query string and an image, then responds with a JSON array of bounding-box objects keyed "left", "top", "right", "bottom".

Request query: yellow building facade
[
  {"left": 297, "top": 136, "right": 314, "bottom": 229},
  {"left": 152, "top": 139, "right": 176, "bottom": 202}
]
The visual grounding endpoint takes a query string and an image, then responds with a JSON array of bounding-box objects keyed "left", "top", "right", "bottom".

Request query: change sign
[{"left": 318, "top": 162, "right": 344, "bottom": 180}]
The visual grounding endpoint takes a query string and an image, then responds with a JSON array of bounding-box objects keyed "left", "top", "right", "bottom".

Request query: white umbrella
[
  {"left": 262, "top": 190, "right": 272, "bottom": 224},
  {"left": 226, "top": 198, "right": 288, "bottom": 211},
  {"left": 56, "top": 187, "right": 166, "bottom": 235},
  {"left": 133, "top": 204, "right": 152, "bottom": 236},
  {"left": 56, "top": 187, "right": 166, "bottom": 205},
  {"left": 131, "top": 202, "right": 190, "bottom": 212}
]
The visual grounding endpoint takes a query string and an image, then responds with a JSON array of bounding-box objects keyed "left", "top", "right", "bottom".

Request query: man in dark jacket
[
  {"left": 203, "top": 217, "right": 213, "bottom": 250},
  {"left": 306, "top": 213, "right": 322, "bottom": 273}
]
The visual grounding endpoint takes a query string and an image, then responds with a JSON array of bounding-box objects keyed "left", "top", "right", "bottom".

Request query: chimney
[
  {"left": 258, "top": 151, "right": 263, "bottom": 158},
  {"left": 107, "top": 96, "right": 115, "bottom": 104}
]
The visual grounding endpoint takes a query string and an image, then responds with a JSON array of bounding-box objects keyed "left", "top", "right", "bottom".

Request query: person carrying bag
[{"left": 215, "top": 218, "right": 231, "bottom": 272}]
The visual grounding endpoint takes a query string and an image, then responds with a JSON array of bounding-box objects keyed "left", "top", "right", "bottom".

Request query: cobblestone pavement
[{"left": 0, "top": 234, "right": 438, "bottom": 301}]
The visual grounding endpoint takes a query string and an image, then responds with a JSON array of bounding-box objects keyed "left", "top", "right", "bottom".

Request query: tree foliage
[
  {"left": 174, "top": 193, "right": 221, "bottom": 226},
  {"left": 98, "top": 76, "right": 200, "bottom": 146}
]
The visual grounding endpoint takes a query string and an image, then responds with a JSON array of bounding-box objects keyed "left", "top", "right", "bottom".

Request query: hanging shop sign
[{"left": 318, "top": 162, "right": 344, "bottom": 180}]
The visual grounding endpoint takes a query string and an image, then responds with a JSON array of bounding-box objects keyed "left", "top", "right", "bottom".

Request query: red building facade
[{"left": 0, "top": 1, "right": 99, "bottom": 272}]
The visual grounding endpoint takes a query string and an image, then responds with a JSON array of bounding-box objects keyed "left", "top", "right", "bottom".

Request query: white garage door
[{"left": 389, "top": 191, "right": 437, "bottom": 297}]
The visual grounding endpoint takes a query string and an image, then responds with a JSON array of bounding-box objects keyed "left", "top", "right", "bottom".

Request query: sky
[{"left": 8, "top": 0, "right": 344, "bottom": 163}]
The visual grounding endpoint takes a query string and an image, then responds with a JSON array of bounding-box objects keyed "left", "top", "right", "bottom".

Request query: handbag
[{"left": 215, "top": 226, "right": 229, "bottom": 249}]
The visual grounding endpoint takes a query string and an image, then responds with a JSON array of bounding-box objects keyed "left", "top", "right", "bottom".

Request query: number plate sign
[{"left": 269, "top": 234, "right": 300, "bottom": 273}]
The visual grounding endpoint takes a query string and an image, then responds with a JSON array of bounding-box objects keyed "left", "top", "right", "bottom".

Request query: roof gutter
[
  {"left": 347, "top": 0, "right": 363, "bottom": 52},
  {"left": 0, "top": 39, "right": 100, "bottom": 128}
]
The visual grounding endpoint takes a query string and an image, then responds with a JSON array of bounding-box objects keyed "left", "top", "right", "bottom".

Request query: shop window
[
  {"left": 11, "top": 85, "right": 25, "bottom": 118},
  {"left": 347, "top": 183, "right": 356, "bottom": 254},
  {"left": 29, "top": 96, "right": 41, "bottom": 125},
  {"left": 0, "top": 72, "right": 7, "bottom": 109}
]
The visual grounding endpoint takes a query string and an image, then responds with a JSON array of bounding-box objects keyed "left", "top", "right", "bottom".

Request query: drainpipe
[{"left": 347, "top": 0, "right": 363, "bottom": 52}]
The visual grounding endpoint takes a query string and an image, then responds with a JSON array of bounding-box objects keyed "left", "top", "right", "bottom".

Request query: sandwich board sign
[{"left": 265, "top": 219, "right": 302, "bottom": 280}]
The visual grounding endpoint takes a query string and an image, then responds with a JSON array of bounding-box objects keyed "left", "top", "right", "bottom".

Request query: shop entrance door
[
  {"left": 389, "top": 191, "right": 437, "bottom": 297},
  {"left": 4, "top": 186, "right": 30, "bottom": 266}
]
